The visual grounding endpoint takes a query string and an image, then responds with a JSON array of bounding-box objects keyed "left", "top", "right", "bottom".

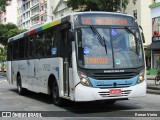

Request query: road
[{"left": 0, "top": 76, "right": 160, "bottom": 120}]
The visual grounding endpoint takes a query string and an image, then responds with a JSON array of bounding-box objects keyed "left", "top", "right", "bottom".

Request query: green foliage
[
  {"left": 67, "top": 0, "right": 129, "bottom": 12},
  {"left": 145, "top": 50, "right": 151, "bottom": 57},
  {"left": 0, "top": 0, "right": 11, "bottom": 12},
  {"left": 0, "top": 23, "right": 27, "bottom": 46},
  {"left": 0, "top": 46, "right": 7, "bottom": 62}
]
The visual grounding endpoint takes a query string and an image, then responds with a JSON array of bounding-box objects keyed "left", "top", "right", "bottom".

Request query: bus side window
[
  {"left": 45, "top": 29, "right": 57, "bottom": 57},
  {"left": 18, "top": 39, "right": 25, "bottom": 59},
  {"left": 25, "top": 38, "right": 28, "bottom": 58},
  {"left": 7, "top": 42, "right": 13, "bottom": 61},
  {"left": 29, "top": 36, "right": 35, "bottom": 58},
  {"left": 36, "top": 32, "right": 46, "bottom": 58},
  {"left": 13, "top": 41, "right": 19, "bottom": 60}
]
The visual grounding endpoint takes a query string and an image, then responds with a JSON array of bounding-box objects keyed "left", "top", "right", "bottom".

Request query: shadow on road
[
  {"left": 10, "top": 88, "right": 53, "bottom": 104},
  {"left": 9, "top": 88, "right": 142, "bottom": 116}
]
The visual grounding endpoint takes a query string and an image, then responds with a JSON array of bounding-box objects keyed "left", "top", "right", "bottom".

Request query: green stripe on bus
[
  {"left": 42, "top": 23, "right": 52, "bottom": 30},
  {"left": 42, "top": 20, "right": 61, "bottom": 30}
]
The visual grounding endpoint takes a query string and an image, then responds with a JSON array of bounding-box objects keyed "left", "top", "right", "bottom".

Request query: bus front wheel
[{"left": 52, "top": 82, "right": 64, "bottom": 106}]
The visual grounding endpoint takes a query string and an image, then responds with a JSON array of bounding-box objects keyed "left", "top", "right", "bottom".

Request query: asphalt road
[{"left": 0, "top": 76, "right": 160, "bottom": 120}]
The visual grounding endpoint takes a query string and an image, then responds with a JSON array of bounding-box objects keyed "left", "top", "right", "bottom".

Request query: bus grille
[
  {"left": 91, "top": 72, "right": 137, "bottom": 80},
  {"left": 98, "top": 90, "right": 132, "bottom": 97}
]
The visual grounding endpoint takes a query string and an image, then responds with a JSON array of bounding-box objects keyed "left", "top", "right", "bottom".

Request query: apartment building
[
  {"left": 0, "top": 0, "right": 17, "bottom": 24},
  {"left": 17, "top": 0, "right": 56, "bottom": 29},
  {"left": 53, "top": 0, "right": 73, "bottom": 19},
  {"left": 17, "top": 0, "right": 30, "bottom": 29}
]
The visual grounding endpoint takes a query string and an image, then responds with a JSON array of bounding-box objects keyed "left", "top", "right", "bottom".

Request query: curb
[
  {"left": 147, "top": 78, "right": 155, "bottom": 80},
  {"left": 147, "top": 89, "right": 160, "bottom": 95},
  {"left": 147, "top": 86, "right": 160, "bottom": 90}
]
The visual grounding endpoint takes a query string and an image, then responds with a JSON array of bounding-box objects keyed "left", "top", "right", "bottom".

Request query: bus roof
[{"left": 8, "top": 12, "right": 135, "bottom": 43}]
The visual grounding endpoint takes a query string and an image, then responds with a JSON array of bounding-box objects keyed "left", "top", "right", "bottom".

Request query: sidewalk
[{"left": 147, "top": 75, "right": 160, "bottom": 95}]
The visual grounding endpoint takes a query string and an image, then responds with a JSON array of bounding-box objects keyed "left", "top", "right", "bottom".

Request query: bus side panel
[
  {"left": 7, "top": 61, "right": 12, "bottom": 84},
  {"left": 33, "top": 58, "right": 63, "bottom": 95},
  {"left": 12, "top": 61, "right": 19, "bottom": 86},
  {"left": 18, "top": 60, "right": 28, "bottom": 89}
]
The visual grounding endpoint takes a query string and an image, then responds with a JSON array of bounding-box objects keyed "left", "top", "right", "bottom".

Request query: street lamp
[{"left": 120, "top": 0, "right": 123, "bottom": 13}]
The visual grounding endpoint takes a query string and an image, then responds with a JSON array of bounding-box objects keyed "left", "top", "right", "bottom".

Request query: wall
[{"left": 140, "top": 0, "right": 152, "bottom": 46}]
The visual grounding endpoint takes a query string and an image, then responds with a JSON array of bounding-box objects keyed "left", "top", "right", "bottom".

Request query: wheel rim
[
  {"left": 18, "top": 84, "right": 21, "bottom": 92},
  {"left": 155, "top": 77, "right": 159, "bottom": 85},
  {"left": 17, "top": 78, "right": 21, "bottom": 93}
]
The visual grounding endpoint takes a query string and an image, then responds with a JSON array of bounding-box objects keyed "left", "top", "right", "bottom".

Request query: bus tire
[
  {"left": 52, "top": 82, "right": 64, "bottom": 106},
  {"left": 17, "top": 76, "right": 25, "bottom": 95}
]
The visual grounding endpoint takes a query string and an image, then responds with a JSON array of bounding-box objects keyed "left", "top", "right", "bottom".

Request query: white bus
[{"left": 7, "top": 12, "right": 146, "bottom": 106}]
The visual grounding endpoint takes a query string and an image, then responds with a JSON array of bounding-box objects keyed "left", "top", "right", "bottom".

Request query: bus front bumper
[{"left": 74, "top": 80, "right": 146, "bottom": 102}]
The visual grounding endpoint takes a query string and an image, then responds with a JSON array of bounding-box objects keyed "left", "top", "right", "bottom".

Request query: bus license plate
[{"left": 109, "top": 89, "right": 122, "bottom": 95}]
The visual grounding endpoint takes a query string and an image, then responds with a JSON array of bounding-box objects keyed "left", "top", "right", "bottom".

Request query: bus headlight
[
  {"left": 137, "top": 69, "right": 145, "bottom": 83},
  {"left": 78, "top": 71, "right": 92, "bottom": 87}
]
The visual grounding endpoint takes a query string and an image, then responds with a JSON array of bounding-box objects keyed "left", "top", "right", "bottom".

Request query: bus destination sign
[{"left": 80, "top": 15, "right": 133, "bottom": 26}]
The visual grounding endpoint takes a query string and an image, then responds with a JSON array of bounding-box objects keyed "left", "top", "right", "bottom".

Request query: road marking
[{"left": 0, "top": 80, "right": 7, "bottom": 82}]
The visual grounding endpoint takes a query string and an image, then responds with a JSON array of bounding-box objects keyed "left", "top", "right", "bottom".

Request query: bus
[{"left": 7, "top": 12, "right": 146, "bottom": 106}]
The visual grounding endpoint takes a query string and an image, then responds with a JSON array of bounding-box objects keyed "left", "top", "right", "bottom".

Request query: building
[
  {"left": 17, "top": 0, "right": 57, "bottom": 30},
  {"left": 125, "top": 0, "right": 153, "bottom": 48},
  {"left": 0, "top": 0, "right": 17, "bottom": 24},
  {"left": 147, "top": 0, "right": 160, "bottom": 70},
  {"left": 53, "top": 0, "right": 73, "bottom": 19}
]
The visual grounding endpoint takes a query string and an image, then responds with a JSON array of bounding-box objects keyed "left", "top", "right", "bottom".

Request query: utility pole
[{"left": 120, "top": 0, "right": 123, "bottom": 13}]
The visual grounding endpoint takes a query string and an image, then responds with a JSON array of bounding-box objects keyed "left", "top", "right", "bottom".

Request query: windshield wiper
[{"left": 90, "top": 25, "right": 107, "bottom": 54}]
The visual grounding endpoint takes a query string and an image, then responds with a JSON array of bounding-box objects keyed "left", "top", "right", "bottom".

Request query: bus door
[
  {"left": 27, "top": 36, "right": 35, "bottom": 91},
  {"left": 61, "top": 28, "right": 71, "bottom": 96}
]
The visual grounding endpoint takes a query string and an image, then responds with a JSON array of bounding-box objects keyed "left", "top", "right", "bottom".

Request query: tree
[
  {"left": 67, "top": 0, "right": 129, "bottom": 12},
  {"left": 0, "top": 23, "right": 27, "bottom": 46},
  {"left": 0, "top": 46, "right": 7, "bottom": 63},
  {"left": 0, "top": 0, "right": 12, "bottom": 12}
]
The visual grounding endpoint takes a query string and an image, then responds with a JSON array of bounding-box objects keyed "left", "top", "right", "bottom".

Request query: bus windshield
[{"left": 77, "top": 27, "right": 144, "bottom": 69}]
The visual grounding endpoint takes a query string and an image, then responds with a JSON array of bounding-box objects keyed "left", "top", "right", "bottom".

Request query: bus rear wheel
[
  {"left": 52, "top": 82, "right": 64, "bottom": 106},
  {"left": 17, "top": 76, "right": 25, "bottom": 95}
]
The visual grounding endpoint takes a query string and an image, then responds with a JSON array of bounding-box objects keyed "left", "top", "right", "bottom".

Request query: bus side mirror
[{"left": 139, "top": 26, "right": 145, "bottom": 43}]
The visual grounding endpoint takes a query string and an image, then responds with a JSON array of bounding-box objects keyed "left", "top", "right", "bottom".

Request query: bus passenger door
[{"left": 61, "top": 29, "right": 71, "bottom": 96}]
